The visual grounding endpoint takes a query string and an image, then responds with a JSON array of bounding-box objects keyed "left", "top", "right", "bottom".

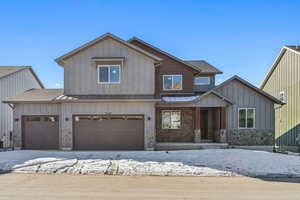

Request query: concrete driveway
[
  {"left": 1, "top": 149, "right": 300, "bottom": 177},
  {"left": 0, "top": 174, "right": 300, "bottom": 200}
]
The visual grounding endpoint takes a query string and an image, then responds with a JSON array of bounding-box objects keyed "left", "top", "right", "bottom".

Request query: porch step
[{"left": 155, "top": 142, "right": 229, "bottom": 151}]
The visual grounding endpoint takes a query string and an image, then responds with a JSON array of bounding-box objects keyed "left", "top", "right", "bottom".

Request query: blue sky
[{"left": 0, "top": 0, "right": 299, "bottom": 88}]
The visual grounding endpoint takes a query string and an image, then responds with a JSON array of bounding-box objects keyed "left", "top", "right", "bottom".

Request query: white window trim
[
  {"left": 162, "top": 74, "right": 183, "bottom": 91},
  {"left": 161, "top": 110, "right": 182, "bottom": 130},
  {"left": 194, "top": 76, "right": 211, "bottom": 85},
  {"left": 238, "top": 108, "right": 256, "bottom": 129},
  {"left": 97, "top": 65, "right": 121, "bottom": 84}
]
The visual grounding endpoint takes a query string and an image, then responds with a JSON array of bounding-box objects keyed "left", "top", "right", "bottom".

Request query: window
[
  {"left": 279, "top": 91, "right": 285, "bottom": 103},
  {"left": 163, "top": 75, "right": 182, "bottom": 90},
  {"left": 98, "top": 65, "right": 121, "bottom": 83},
  {"left": 194, "top": 77, "right": 210, "bottom": 85},
  {"left": 161, "top": 110, "right": 181, "bottom": 129},
  {"left": 238, "top": 108, "right": 255, "bottom": 129}
]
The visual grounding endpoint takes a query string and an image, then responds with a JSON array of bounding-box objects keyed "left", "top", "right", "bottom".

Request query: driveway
[
  {"left": 0, "top": 174, "right": 300, "bottom": 200},
  {"left": 1, "top": 149, "right": 300, "bottom": 177}
]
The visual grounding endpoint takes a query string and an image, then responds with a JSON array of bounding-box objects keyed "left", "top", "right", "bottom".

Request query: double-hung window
[
  {"left": 238, "top": 108, "right": 255, "bottom": 129},
  {"left": 98, "top": 65, "right": 121, "bottom": 83},
  {"left": 161, "top": 110, "right": 181, "bottom": 129},
  {"left": 163, "top": 75, "right": 182, "bottom": 90}
]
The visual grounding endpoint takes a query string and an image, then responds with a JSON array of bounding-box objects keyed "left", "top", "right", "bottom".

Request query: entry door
[{"left": 200, "top": 110, "right": 209, "bottom": 139}]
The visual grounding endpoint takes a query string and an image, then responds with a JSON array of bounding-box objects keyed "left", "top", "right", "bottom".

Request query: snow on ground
[{"left": 1, "top": 149, "right": 300, "bottom": 177}]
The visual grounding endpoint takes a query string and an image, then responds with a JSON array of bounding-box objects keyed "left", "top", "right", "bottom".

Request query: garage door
[
  {"left": 73, "top": 115, "right": 144, "bottom": 150},
  {"left": 22, "top": 116, "right": 59, "bottom": 150}
]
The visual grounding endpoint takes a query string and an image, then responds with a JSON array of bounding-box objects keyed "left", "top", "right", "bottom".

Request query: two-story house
[
  {"left": 261, "top": 45, "right": 300, "bottom": 152},
  {"left": 5, "top": 33, "right": 283, "bottom": 150},
  {"left": 0, "top": 66, "right": 43, "bottom": 148}
]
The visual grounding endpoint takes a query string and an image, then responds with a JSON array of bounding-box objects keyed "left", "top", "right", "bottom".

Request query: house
[
  {"left": 4, "top": 33, "right": 283, "bottom": 150},
  {"left": 261, "top": 46, "right": 300, "bottom": 152},
  {"left": 0, "top": 66, "right": 43, "bottom": 148}
]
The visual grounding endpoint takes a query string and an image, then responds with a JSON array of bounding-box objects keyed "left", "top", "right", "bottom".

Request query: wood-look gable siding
[
  {"left": 63, "top": 38, "right": 155, "bottom": 95},
  {"left": 262, "top": 50, "right": 300, "bottom": 146},
  {"left": 0, "top": 69, "right": 42, "bottom": 147},
  {"left": 216, "top": 79, "right": 275, "bottom": 130}
]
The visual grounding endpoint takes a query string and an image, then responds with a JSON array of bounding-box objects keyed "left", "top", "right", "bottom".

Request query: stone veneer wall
[
  {"left": 226, "top": 129, "right": 274, "bottom": 145},
  {"left": 156, "top": 107, "right": 195, "bottom": 142}
]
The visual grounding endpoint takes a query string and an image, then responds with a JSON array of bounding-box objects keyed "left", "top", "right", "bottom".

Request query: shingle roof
[
  {"left": 55, "top": 33, "right": 162, "bottom": 66},
  {"left": 128, "top": 37, "right": 202, "bottom": 72},
  {"left": 0, "top": 66, "right": 29, "bottom": 78},
  {"left": 260, "top": 46, "right": 300, "bottom": 89},
  {"left": 3, "top": 89, "right": 63, "bottom": 103},
  {"left": 285, "top": 45, "right": 300, "bottom": 53},
  {"left": 0, "top": 66, "right": 44, "bottom": 88},
  {"left": 3, "top": 89, "right": 160, "bottom": 103},
  {"left": 216, "top": 75, "right": 284, "bottom": 105},
  {"left": 184, "top": 60, "right": 222, "bottom": 74}
]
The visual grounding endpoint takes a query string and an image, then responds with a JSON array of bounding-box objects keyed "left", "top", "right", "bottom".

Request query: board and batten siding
[
  {"left": 0, "top": 69, "right": 42, "bottom": 147},
  {"left": 63, "top": 38, "right": 156, "bottom": 95},
  {"left": 12, "top": 102, "right": 156, "bottom": 150},
  {"left": 13, "top": 103, "right": 61, "bottom": 149},
  {"left": 262, "top": 50, "right": 300, "bottom": 146},
  {"left": 216, "top": 79, "right": 275, "bottom": 130}
]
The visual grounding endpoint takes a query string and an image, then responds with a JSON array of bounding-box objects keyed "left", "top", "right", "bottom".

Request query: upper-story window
[
  {"left": 98, "top": 65, "right": 121, "bottom": 84},
  {"left": 194, "top": 77, "right": 210, "bottom": 85},
  {"left": 163, "top": 75, "right": 182, "bottom": 90}
]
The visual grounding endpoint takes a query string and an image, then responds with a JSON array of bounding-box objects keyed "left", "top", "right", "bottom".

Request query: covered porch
[{"left": 155, "top": 91, "right": 232, "bottom": 149}]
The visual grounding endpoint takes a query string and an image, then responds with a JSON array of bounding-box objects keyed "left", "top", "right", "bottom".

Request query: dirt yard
[{"left": 0, "top": 173, "right": 299, "bottom": 200}]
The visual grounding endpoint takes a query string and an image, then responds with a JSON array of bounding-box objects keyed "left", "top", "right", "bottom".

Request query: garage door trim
[{"left": 72, "top": 114, "right": 145, "bottom": 150}]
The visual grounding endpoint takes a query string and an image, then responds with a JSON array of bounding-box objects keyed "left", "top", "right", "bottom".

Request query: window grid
[
  {"left": 163, "top": 75, "right": 182, "bottom": 90},
  {"left": 238, "top": 108, "right": 255, "bottom": 129},
  {"left": 98, "top": 65, "right": 121, "bottom": 84}
]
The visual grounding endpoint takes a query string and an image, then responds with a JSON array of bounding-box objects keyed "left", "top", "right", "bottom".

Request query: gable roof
[
  {"left": 215, "top": 75, "right": 283, "bottom": 105},
  {"left": 128, "top": 37, "right": 202, "bottom": 72},
  {"left": 0, "top": 66, "right": 44, "bottom": 88},
  {"left": 261, "top": 45, "right": 300, "bottom": 89},
  {"left": 161, "top": 90, "right": 232, "bottom": 105},
  {"left": 54, "top": 33, "right": 162, "bottom": 66},
  {"left": 184, "top": 60, "right": 222, "bottom": 74},
  {"left": 3, "top": 88, "right": 62, "bottom": 103}
]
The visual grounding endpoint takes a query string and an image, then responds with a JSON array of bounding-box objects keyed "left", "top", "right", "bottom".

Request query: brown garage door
[
  {"left": 22, "top": 116, "right": 59, "bottom": 150},
  {"left": 73, "top": 115, "right": 144, "bottom": 150}
]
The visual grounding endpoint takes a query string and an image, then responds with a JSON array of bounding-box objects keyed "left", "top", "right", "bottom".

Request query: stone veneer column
[
  {"left": 194, "top": 107, "right": 201, "bottom": 143},
  {"left": 60, "top": 103, "right": 73, "bottom": 150}
]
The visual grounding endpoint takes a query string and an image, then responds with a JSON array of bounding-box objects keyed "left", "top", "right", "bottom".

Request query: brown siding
[
  {"left": 129, "top": 40, "right": 197, "bottom": 97},
  {"left": 156, "top": 107, "right": 195, "bottom": 142}
]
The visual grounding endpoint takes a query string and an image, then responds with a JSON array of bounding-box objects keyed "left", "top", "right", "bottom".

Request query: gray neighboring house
[
  {"left": 0, "top": 66, "right": 43, "bottom": 147},
  {"left": 4, "top": 33, "right": 283, "bottom": 151}
]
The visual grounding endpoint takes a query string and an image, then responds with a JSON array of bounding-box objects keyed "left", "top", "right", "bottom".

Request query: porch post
[
  {"left": 194, "top": 107, "right": 201, "bottom": 143},
  {"left": 219, "top": 107, "right": 227, "bottom": 143}
]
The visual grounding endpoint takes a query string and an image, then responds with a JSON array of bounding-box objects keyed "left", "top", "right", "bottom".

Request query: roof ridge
[
  {"left": 128, "top": 36, "right": 202, "bottom": 72},
  {"left": 55, "top": 33, "right": 162, "bottom": 66}
]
